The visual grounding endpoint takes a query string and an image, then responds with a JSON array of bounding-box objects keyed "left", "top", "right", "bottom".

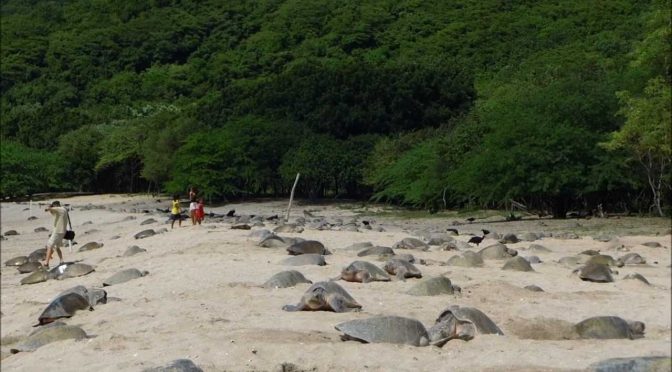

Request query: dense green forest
[{"left": 1, "top": 0, "right": 670, "bottom": 217}]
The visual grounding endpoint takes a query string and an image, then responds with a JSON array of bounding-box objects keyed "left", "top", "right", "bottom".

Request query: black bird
[
  {"left": 446, "top": 228, "right": 459, "bottom": 235},
  {"left": 362, "top": 220, "right": 370, "bottom": 226},
  {"left": 226, "top": 209, "right": 236, "bottom": 217},
  {"left": 266, "top": 214, "right": 279, "bottom": 220},
  {"left": 466, "top": 217, "right": 476, "bottom": 223},
  {"left": 481, "top": 229, "right": 490, "bottom": 235},
  {"left": 468, "top": 235, "right": 484, "bottom": 246}
]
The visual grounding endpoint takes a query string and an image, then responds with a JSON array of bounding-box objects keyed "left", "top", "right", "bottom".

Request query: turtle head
[
  {"left": 628, "top": 321, "right": 645, "bottom": 339},
  {"left": 305, "top": 288, "right": 327, "bottom": 310}
]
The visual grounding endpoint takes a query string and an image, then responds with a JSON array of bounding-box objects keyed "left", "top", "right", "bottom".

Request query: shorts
[
  {"left": 170, "top": 213, "right": 181, "bottom": 221},
  {"left": 48, "top": 232, "right": 65, "bottom": 248}
]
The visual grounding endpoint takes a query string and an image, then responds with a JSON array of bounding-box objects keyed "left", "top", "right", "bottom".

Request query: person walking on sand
[
  {"left": 189, "top": 199, "right": 198, "bottom": 225},
  {"left": 43, "top": 201, "right": 68, "bottom": 268},
  {"left": 196, "top": 198, "right": 205, "bottom": 225},
  {"left": 170, "top": 194, "right": 182, "bottom": 229},
  {"left": 188, "top": 186, "right": 197, "bottom": 202}
]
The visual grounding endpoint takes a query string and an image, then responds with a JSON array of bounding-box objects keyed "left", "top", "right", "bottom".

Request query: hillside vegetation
[{"left": 1, "top": 0, "right": 669, "bottom": 216}]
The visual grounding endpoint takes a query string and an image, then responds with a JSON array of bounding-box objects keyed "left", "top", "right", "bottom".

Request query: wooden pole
[{"left": 286, "top": 173, "right": 300, "bottom": 222}]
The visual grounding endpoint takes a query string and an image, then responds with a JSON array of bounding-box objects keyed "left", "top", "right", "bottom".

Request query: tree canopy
[{"left": 1, "top": 0, "right": 669, "bottom": 216}]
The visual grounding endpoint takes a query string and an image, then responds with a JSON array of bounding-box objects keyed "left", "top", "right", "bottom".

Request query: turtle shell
[{"left": 335, "top": 316, "right": 429, "bottom": 346}]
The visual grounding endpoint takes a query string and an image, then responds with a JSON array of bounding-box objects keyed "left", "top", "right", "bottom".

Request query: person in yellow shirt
[{"left": 170, "top": 194, "right": 182, "bottom": 229}]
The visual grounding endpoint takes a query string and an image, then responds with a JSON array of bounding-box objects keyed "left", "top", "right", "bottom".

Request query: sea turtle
[
  {"left": 528, "top": 244, "right": 552, "bottom": 253},
  {"left": 37, "top": 292, "right": 91, "bottom": 325},
  {"left": 586, "top": 254, "right": 622, "bottom": 267},
  {"left": 287, "top": 240, "right": 331, "bottom": 255},
  {"left": 78, "top": 242, "right": 104, "bottom": 252},
  {"left": 34, "top": 227, "right": 49, "bottom": 233},
  {"left": 143, "top": 359, "right": 204, "bottom": 372},
  {"left": 17, "top": 261, "right": 43, "bottom": 274},
  {"left": 134, "top": 229, "right": 156, "bottom": 239},
  {"left": 20, "top": 268, "right": 50, "bottom": 285},
  {"left": 406, "top": 276, "right": 460, "bottom": 296},
  {"left": 525, "top": 256, "right": 542, "bottom": 264},
  {"left": 336, "top": 261, "right": 390, "bottom": 283},
  {"left": 258, "top": 235, "right": 288, "bottom": 248},
  {"left": 641, "top": 242, "right": 662, "bottom": 248},
  {"left": 50, "top": 263, "right": 95, "bottom": 280},
  {"left": 574, "top": 263, "right": 614, "bottom": 283},
  {"left": 4, "top": 230, "right": 19, "bottom": 236},
  {"left": 558, "top": 256, "right": 582, "bottom": 267},
  {"left": 574, "top": 316, "right": 645, "bottom": 339},
  {"left": 392, "top": 237, "right": 429, "bottom": 251},
  {"left": 426, "top": 233, "right": 454, "bottom": 246},
  {"left": 123, "top": 246, "right": 147, "bottom": 256},
  {"left": 580, "top": 249, "right": 601, "bottom": 256},
  {"left": 623, "top": 273, "right": 650, "bottom": 285},
  {"left": 28, "top": 248, "right": 47, "bottom": 263},
  {"left": 5, "top": 256, "right": 28, "bottom": 267},
  {"left": 524, "top": 285, "right": 544, "bottom": 292},
  {"left": 282, "top": 281, "right": 361, "bottom": 312},
  {"left": 502, "top": 257, "right": 534, "bottom": 272},
  {"left": 140, "top": 218, "right": 157, "bottom": 225},
  {"left": 102, "top": 268, "right": 149, "bottom": 286},
  {"left": 478, "top": 244, "right": 518, "bottom": 260},
  {"left": 520, "top": 232, "right": 539, "bottom": 242},
  {"left": 335, "top": 316, "right": 430, "bottom": 346},
  {"left": 262, "top": 270, "right": 312, "bottom": 288},
  {"left": 556, "top": 232, "right": 580, "bottom": 239},
  {"left": 274, "top": 224, "right": 304, "bottom": 233},
  {"left": 427, "top": 305, "right": 503, "bottom": 346},
  {"left": 619, "top": 253, "right": 646, "bottom": 265},
  {"left": 590, "top": 356, "right": 671, "bottom": 372},
  {"left": 446, "top": 251, "right": 484, "bottom": 268},
  {"left": 342, "top": 242, "right": 374, "bottom": 251},
  {"left": 383, "top": 259, "right": 422, "bottom": 280},
  {"left": 499, "top": 233, "right": 520, "bottom": 244},
  {"left": 231, "top": 224, "right": 251, "bottom": 230},
  {"left": 357, "top": 246, "right": 395, "bottom": 257},
  {"left": 280, "top": 254, "right": 326, "bottom": 266},
  {"left": 10, "top": 323, "right": 87, "bottom": 354}
]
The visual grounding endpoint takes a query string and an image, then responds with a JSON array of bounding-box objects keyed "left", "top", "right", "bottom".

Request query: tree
[
  {"left": 57, "top": 125, "right": 103, "bottom": 191},
  {"left": 604, "top": 77, "right": 671, "bottom": 216}
]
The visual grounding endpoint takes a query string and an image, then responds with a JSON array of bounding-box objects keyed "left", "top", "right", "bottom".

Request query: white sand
[{"left": 1, "top": 195, "right": 670, "bottom": 371}]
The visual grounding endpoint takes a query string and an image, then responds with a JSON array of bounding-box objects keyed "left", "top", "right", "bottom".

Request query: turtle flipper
[
  {"left": 282, "top": 304, "right": 304, "bottom": 312},
  {"left": 360, "top": 272, "right": 373, "bottom": 283},
  {"left": 395, "top": 268, "right": 408, "bottom": 281},
  {"left": 328, "top": 295, "right": 361, "bottom": 313}
]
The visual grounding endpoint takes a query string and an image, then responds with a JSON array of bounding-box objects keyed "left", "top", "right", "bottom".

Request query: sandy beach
[{"left": 1, "top": 194, "right": 670, "bottom": 371}]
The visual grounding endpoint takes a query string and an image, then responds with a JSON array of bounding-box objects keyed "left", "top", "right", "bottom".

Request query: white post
[
  {"left": 29, "top": 200, "right": 32, "bottom": 218},
  {"left": 286, "top": 173, "right": 301, "bottom": 222}
]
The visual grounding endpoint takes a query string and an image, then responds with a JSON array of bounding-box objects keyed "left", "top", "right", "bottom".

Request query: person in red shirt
[{"left": 196, "top": 198, "right": 205, "bottom": 225}]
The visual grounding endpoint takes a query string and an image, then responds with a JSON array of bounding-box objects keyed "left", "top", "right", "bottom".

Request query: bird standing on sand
[{"left": 468, "top": 229, "right": 489, "bottom": 246}]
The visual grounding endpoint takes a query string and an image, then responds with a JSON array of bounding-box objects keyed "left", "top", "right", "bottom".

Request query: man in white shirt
[{"left": 44, "top": 201, "right": 68, "bottom": 268}]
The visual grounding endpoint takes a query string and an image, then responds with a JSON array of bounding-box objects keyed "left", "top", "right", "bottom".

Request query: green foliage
[
  {"left": 0, "top": 141, "right": 66, "bottom": 197},
  {"left": 0, "top": 0, "right": 665, "bottom": 215}
]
